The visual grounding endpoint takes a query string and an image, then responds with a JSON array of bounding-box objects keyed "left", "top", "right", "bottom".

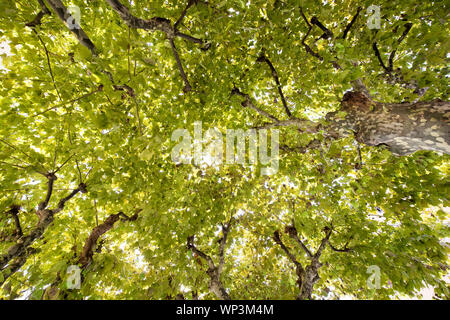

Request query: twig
[{"left": 31, "top": 30, "right": 61, "bottom": 101}]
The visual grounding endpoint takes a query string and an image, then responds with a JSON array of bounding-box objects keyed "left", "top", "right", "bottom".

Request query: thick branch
[
  {"left": 105, "top": 0, "right": 173, "bottom": 34},
  {"left": 187, "top": 236, "right": 215, "bottom": 270},
  {"left": 187, "top": 232, "right": 231, "bottom": 300},
  {"left": 231, "top": 87, "right": 280, "bottom": 122},
  {"left": 314, "top": 226, "right": 332, "bottom": 259},
  {"left": 273, "top": 230, "right": 306, "bottom": 298},
  {"left": 273, "top": 231, "right": 304, "bottom": 272},
  {"left": 169, "top": 38, "right": 192, "bottom": 92},
  {"left": 44, "top": 0, "right": 97, "bottom": 55},
  {"left": 1, "top": 181, "right": 86, "bottom": 282},
  {"left": 25, "top": 0, "right": 51, "bottom": 28},
  {"left": 284, "top": 225, "right": 313, "bottom": 258},
  {"left": 0, "top": 248, "right": 37, "bottom": 287},
  {"left": 38, "top": 172, "right": 57, "bottom": 210},
  {"left": 78, "top": 209, "right": 140, "bottom": 268}
]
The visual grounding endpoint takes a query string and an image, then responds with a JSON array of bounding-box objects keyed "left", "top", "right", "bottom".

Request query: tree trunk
[
  {"left": 297, "top": 261, "right": 320, "bottom": 300},
  {"left": 207, "top": 267, "right": 231, "bottom": 300},
  {"left": 328, "top": 91, "right": 450, "bottom": 156}
]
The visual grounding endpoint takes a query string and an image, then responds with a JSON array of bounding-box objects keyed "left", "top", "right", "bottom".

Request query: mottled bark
[{"left": 327, "top": 91, "right": 450, "bottom": 156}]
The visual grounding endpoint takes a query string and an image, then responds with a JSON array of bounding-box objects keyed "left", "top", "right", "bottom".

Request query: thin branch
[
  {"left": 38, "top": 172, "right": 57, "bottom": 211},
  {"left": 175, "top": 32, "right": 210, "bottom": 50},
  {"left": 25, "top": 0, "right": 51, "bottom": 28},
  {"left": 174, "top": 0, "right": 197, "bottom": 31},
  {"left": 173, "top": 1, "right": 210, "bottom": 49},
  {"left": 328, "top": 241, "right": 352, "bottom": 252},
  {"left": 218, "top": 218, "right": 232, "bottom": 275},
  {"left": 67, "top": 120, "right": 83, "bottom": 183},
  {"left": 132, "top": 97, "right": 143, "bottom": 135},
  {"left": 78, "top": 209, "right": 140, "bottom": 267},
  {"left": 356, "top": 142, "right": 363, "bottom": 170},
  {"left": 0, "top": 161, "right": 28, "bottom": 170},
  {"left": 300, "top": 8, "right": 323, "bottom": 61},
  {"left": 388, "top": 22, "right": 413, "bottom": 71},
  {"left": 33, "top": 85, "right": 103, "bottom": 117},
  {"left": 53, "top": 153, "right": 75, "bottom": 173},
  {"left": 280, "top": 139, "right": 321, "bottom": 154},
  {"left": 44, "top": 0, "right": 97, "bottom": 55},
  {"left": 257, "top": 53, "right": 292, "bottom": 118},
  {"left": 31, "top": 30, "right": 62, "bottom": 101},
  {"left": 94, "top": 199, "right": 99, "bottom": 227},
  {"left": 0, "top": 139, "right": 36, "bottom": 164},
  {"left": 106, "top": 0, "right": 208, "bottom": 91},
  {"left": 314, "top": 226, "right": 332, "bottom": 259},
  {"left": 341, "top": 7, "right": 362, "bottom": 40},
  {"left": 53, "top": 182, "right": 87, "bottom": 214},
  {"left": 253, "top": 118, "right": 319, "bottom": 133},
  {"left": 8, "top": 205, "right": 23, "bottom": 238}
]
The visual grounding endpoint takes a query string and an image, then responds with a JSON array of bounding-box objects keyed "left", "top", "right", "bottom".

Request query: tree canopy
[{"left": 0, "top": 0, "right": 449, "bottom": 300}]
